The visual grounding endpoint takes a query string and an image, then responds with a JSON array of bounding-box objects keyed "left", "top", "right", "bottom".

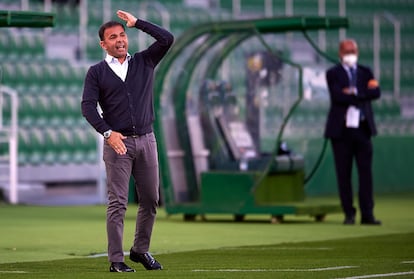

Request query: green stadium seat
[{"left": 42, "top": 127, "right": 60, "bottom": 165}]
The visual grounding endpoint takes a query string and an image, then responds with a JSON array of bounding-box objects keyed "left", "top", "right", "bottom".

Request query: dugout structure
[
  {"left": 154, "top": 16, "right": 349, "bottom": 222},
  {"left": 0, "top": 10, "right": 54, "bottom": 28}
]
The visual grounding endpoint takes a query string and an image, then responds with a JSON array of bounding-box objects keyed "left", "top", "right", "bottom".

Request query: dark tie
[
  {"left": 349, "top": 67, "right": 357, "bottom": 87},
  {"left": 350, "top": 67, "right": 365, "bottom": 120}
]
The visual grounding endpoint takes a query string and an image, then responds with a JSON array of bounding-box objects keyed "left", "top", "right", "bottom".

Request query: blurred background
[{"left": 0, "top": 0, "right": 413, "bottom": 207}]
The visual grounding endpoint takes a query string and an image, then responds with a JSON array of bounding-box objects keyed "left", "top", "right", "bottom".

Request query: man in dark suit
[{"left": 325, "top": 39, "right": 381, "bottom": 225}]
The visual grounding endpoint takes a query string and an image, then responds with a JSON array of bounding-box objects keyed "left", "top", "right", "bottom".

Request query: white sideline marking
[
  {"left": 309, "top": 266, "right": 357, "bottom": 271},
  {"left": 335, "top": 271, "right": 414, "bottom": 279},
  {"left": 193, "top": 266, "right": 357, "bottom": 272},
  {"left": 88, "top": 251, "right": 132, "bottom": 258},
  {"left": 88, "top": 253, "right": 108, "bottom": 258},
  {"left": 401, "top": 260, "right": 414, "bottom": 264},
  {"left": 222, "top": 247, "right": 333, "bottom": 251},
  {"left": 0, "top": 271, "right": 27, "bottom": 274}
]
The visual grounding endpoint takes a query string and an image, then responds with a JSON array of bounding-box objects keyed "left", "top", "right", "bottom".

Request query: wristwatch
[{"left": 103, "top": 129, "right": 112, "bottom": 139}]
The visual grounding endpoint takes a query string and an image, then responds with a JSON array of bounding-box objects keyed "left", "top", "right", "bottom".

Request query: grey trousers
[{"left": 103, "top": 132, "right": 160, "bottom": 263}]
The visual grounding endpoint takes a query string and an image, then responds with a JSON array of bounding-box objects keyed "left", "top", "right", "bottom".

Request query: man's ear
[{"left": 100, "top": 41, "right": 106, "bottom": 50}]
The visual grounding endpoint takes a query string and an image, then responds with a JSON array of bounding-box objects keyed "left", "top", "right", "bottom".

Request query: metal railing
[
  {"left": 0, "top": 85, "right": 18, "bottom": 204},
  {"left": 373, "top": 12, "right": 401, "bottom": 99}
]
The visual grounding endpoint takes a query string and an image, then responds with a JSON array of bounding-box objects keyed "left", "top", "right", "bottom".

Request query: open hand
[
  {"left": 117, "top": 10, "right": 137, "bottom": 28},
  {"left": 107, "top": 131, "right": 128, "bottom": 155}
]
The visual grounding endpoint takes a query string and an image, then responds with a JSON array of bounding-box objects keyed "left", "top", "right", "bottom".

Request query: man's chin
[{"left": 115, "top": 51, "right": 127, "bottom": 58}]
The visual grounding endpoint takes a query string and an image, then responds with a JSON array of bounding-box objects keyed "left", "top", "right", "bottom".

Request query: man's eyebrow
[{"left": 108, "top": 32, "right": 125, "bottom": 38}]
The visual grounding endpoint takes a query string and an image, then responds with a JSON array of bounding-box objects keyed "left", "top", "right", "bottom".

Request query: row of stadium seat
[
  {"left": 1, "top": 61, "right": 87, "bottom": 87},
  {"left": 0, "top": 30, "right": 45, "bottom": 59},
  {"left": 287, "top": 115, "right": 413, "bottom": 138},
  {"left": 18, "top": 126, "right": 98, "bottom": 166},
  {"left": 18, "top": 91, "right": 84, "bottom": 128}
]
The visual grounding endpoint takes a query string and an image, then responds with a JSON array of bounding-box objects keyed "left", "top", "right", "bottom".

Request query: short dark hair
[{"left": 98, "top": 21, "right": 125, "bottom": 41}]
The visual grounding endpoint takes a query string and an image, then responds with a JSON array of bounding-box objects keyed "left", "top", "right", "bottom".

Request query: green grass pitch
[{"left": 0, "top": 194, "right": 413, "bottom": 278}]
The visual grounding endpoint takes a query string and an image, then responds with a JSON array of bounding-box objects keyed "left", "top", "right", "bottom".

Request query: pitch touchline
[
  {"left": 335, "top": 271, "right": 414, "bottom": 279},
  {"left": 193, "top": 266, "right": 357, "bottom": 272},
  {"left": 221, "top": 247, "right": 333, "bottom": 251},
  {"left": 0, "top": 271, "right": 27, "bottom": 274}
]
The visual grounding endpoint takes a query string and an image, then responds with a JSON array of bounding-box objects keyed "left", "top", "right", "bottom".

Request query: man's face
[
  {"left": 100, "top": 25, "right": 128, "bottom": 59},
  {"left": 339, "top": 40, "right": 358, "bottom": 60},
  {"left": 339, "top": 40, "right": 359, "bottom": 67}
]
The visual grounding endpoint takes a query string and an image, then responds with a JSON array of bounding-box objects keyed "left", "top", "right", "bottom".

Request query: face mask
[{"left": 342, "top": 54, "right": 358, "bottom": 67}]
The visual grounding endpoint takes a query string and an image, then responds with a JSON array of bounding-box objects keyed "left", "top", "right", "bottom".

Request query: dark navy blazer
[{"left": 324, "top": 63, "right": 381, "bottom": 139}]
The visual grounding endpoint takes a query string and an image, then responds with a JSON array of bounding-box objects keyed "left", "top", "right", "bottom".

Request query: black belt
[{"left": 125, "top": 132, "right": 152, "bottom": 138}]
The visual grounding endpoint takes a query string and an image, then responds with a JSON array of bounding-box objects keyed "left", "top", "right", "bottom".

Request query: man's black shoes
[
  {"left": 343, "top": 216, "right": 355, "bottom": 225},
  {"left": 343, "top": 215, "right": 381, "bottom": 225},
  {"left": 361, "top": 217, "right": 382, "bottom": 225},
  {"left": 109, "top": 262, "right": 136, "bottom": 272},
  {"left": 109, "top": 250, "right": 162, "bottom": 272},
  {"left": 130, "top": 249, "right": 163, "bottom": 270}
]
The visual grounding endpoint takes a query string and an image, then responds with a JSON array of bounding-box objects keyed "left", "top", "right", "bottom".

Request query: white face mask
[{"left": 342, "top": 54, "right": 358, "bottom": 67}]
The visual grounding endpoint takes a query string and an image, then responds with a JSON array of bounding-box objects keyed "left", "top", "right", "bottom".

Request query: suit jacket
[{"left": 324, "top": 63, "right": 381, "bottom": 139}]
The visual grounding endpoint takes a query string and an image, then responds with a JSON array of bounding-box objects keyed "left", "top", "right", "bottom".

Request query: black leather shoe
[
  {"left": 361, "top": 218, "right": 382, "bottom": 225},
  {"left": 109, "top": 262, "right": 136, "bottom": 272},
  {"left": 343, "top": 216, "right": 355, "bottom": 225},
  {"left": 130, "top": 249, "right": 163, "bottom": 270}
]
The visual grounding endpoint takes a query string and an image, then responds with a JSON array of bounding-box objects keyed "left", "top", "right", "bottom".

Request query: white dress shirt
[
  {"left": 342, "top": 64, "right": 360, "bottom": 127},
  {"left": 105, "top": 53, "right": 132, "bottom": 82}
]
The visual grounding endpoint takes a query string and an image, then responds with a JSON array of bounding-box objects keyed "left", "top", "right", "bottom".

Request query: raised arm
[
  {"left": 117, "top": 9, "right": 174, "bottom": 66},
  {"left": 116, "top": 10, "right": 137, "bottom": 28}
]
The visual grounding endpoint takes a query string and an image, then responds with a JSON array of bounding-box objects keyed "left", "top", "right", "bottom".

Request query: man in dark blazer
[{"left": 325, "top": 39, "right": 381, "bottom": 225}]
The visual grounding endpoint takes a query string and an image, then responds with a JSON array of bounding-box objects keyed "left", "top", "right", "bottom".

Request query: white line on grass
[
  {"left": 221, "top": 247, "right": 333, "bottom": 251},
  {"left": 0, "top": 271, "right": 27, "bottom": 274},
  {"left": 88, "top": 251, "right": 135, "bottom": 258},
  {"left": 309, "top": 266, "right": 357, "bottom": 271},
  {"left": 88, "top": 253, "right": 108, "bottom": 258},
  {"left": 401, "top": 260, "right": 414, "bottom": 264},
  {"left": 335, "top": 271, "right": 414, "bottom": 279},
  {"left": 193, "top": 266, "right": 357, "bottom": 272}
]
